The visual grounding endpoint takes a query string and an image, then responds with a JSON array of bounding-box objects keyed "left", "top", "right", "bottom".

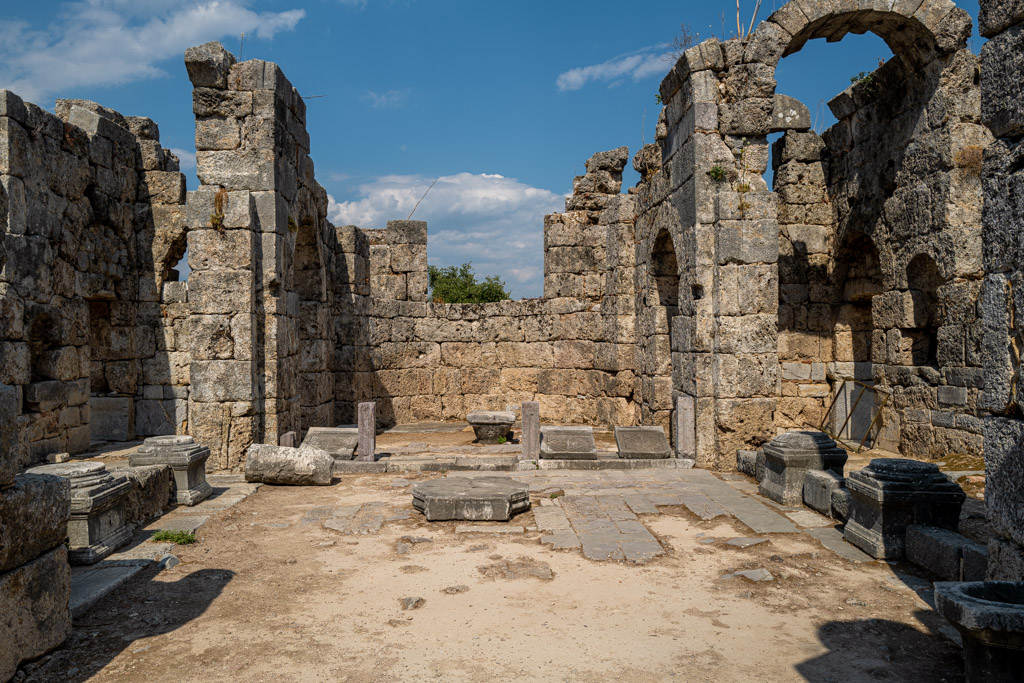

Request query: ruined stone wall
[
  {"left": 329, "top": 151, "right": 640, "bottom": 433},
  {"left": 978, "top": 0, "right": 1024, "bottom": 579},
  {"left": 0, "top": 90, "right": 188, "bottom": 466},
  {"left": 637, "top": 0, "right": 982, "bottom": 468},
  {"left": 822, "top": 50, "right": 988, "bottom": 459},
  {"left": 183, "top": 42, "right": 334, "bottom": 467}
]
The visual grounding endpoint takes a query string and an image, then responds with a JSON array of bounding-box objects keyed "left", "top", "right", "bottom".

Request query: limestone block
[
  {"left": 185, "top": 41, "right": 237, "bottom": 89},
  {"left": 770, "top": 94, "right": 811, "bottom": 132},
  {"left": 803, "top": 468, "right": 846, "bottom": 519},
  {"left": 301, "top": 426, "right": 358, "bottom": 461},
  {"left": 718, "top": 98, "right": 773, "bottom": 136},
  {"left": 984, "top": 416, "right": 1024, "bottom": 547},
  {"left": 386, "top": 219, "right": 427, "bottom": 244},
  {"left": 0, "top": 546, "right": 72, "bottom": 683},
  {"left": 90, "top": 396, "right": 136, "bottom": 442},
  {"left": 521, "top": 401, "right": 540, "bottom": 461},
  {"left": 614, "top": 426, "right": 671, "bottom": 459},
  {"left": 195, "top": 117, "right": 241, "bottom": 151},
  {"left": 0, "top": 383, "right": 17, "bottom": 488},
  {"left": 540, "top": 426, "right": 597, "bottom": 459},
  {"left": 113, "top": 464, "right": 172, "bottom": 526},
  {"left": 906, "top": 525, "right": 988, "bottom": 581},
  {"left": 982, "top": 25, "right": 1024, "bottom": 139},
  {"left": 0, "top": 474, "right": 70, "bottom": 573},
  {"left": 979, "top": 0, "right": 1024, "bottom": 36},
  {"left": 243, "top": 443, "right": 333, "bottom": 485},
  {"left": 412, "top": 476, "right": 530, "bottom": 522}
]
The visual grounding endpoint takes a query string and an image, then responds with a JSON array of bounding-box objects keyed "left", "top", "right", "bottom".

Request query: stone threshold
[{"left": 333, "top": 454, "right": 695, "bottom": 474}]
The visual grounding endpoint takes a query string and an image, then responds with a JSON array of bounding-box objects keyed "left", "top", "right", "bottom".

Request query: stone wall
[
  {"left": 0, "top": 90, "right": 188, "bottom": 466},
  {"left": 0, "top": 383, "right": 72, "bottom": 680},
  {"left": 978, "top": 0, "right": 1024, "bottom": 580},
  {"left": 329, "top": 150, "right": 640, "bottom": 433},
  {"left": 637, "top": 0, "right": 983, "bottom": 467}
]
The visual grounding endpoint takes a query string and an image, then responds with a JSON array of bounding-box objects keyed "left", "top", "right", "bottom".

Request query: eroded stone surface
[
  {"left": 412, "top": 476, "right": 530, "bottom": 521},
  {"left": 244, "top": 444, "right": 334, "bottom": 486},
  {"left": 540, "top": 426, "right": 597, "bottom": 460},
  {"left": 614, "top": 426, "right": 671, "bottom": 459}
]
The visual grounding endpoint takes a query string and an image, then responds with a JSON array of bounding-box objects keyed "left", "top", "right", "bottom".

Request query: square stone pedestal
[
  {"left": 130, "top": 435, "right": 212, "bottom": 506},
  {"left": 758, "top": 431, "right": 848, "bottom": 506},
  {"left": 844, "top": 458, "right": 966, "bottom": 559},
  {"left": 614, "top": 426, "right": 671, "bottom": 459},
  {"left": 26, "top": 462, "right": 133, "bottom": 565}
]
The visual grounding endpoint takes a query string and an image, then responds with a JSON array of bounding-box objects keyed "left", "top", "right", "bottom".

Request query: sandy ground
[{"left": 21, "top": 466, "right": 964, "bottom": 683}]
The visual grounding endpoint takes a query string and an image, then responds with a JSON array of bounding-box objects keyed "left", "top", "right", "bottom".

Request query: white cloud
[
  {"left": 0, "top": 1, "right": 305, "bottom": 104},
  {"left": 361, "top": 89, "right": 409, "bottom": 109},
  {"left": 556, "top": 44, "right": 672, "bottom": 92},
  {"left": 328, "top": 173, "right": 565, "bottom": 298},
  {"left": 169, "top": 147, "right": 197, "bottom": 173}
]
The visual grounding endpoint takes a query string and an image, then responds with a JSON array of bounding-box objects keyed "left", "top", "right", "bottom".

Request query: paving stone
[
  {"left": 70, "top": 560, "right": 149, "bottom": 619},
  {"left": 623, "top": 494, "right": 659, "bottom": 515},
  {"left": 678, "top": 490, "right": 730, "bottom": 521},
  {"left": 455, "top": 525, "right": 525, "bottom": 534},
  {"left": 533, "top": 506, "right": 572, "bottom": 531},
  {"left": 540, "top": 529, "right": 581, "bottom": 550},
  {"left": 722, "top": 568, "right": 775, "bottom": 582},
  {"left": 805, "top": 527, "right": 872, "bottom": 563},
  {"left": 682, "top": 469, "right": 798, "bottom": 534},
  {"left": 620, "top": 537, "right": 664, "bottom": 563},
  {"left": 726, "top": 537, "right": 769, "bottom": 548},
  {"left": 785, "top": 510, "right": 834, "bottom": 528},
  {"left": 579, "top": 533, "right": 625, "bottom": 561},
  {"left": 146, "top": 515, "right": 208, "bottom": 534}
]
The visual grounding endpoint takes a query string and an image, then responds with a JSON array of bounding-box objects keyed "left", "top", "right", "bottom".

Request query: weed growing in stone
[
  {"left": 151, "top": 530, "right": 197, "bottom": 545},
  {"left": 707, "top": 165, "right": 728, "bottom": 182}
]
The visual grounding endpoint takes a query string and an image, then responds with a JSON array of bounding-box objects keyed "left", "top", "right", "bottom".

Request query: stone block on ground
[
  {"left": 26, "top": 462, "right": 133, "bottom": 565},
  {"left": 614, "top": 426, "right": 671, "bottom": 459},
  {"left": 412, "top": 476, "right": 530, "bottom": 521},
  {"left": 466, "top": 410, "right": 515, "bottom": 445},
  {"left": 0, "top": 546, "right": 72, "bottom": 683},
  {"left": 737, "top": 450, "right": 758, "bottom": 477},
  {"left": 244, "top": 443, "right": 334, "bottom": 486},
  {"left": 113, "top": 464, "right": 172, "bottom": 527},
  {"left": 844, "top": 459, "right": 966, "bottom": 559},
  {"left": 830, "top": 486, "right": 852, "bottom": 522},
  {"left": 540, "top": 426, "right": 597, "bottom": 460},
  {"left": 803, "top": 469, "right": 846, "bottom": 519},
  {"left": 906, "top": 525, "right": 989, "bottom": 581},
  {"left": 0, "top": 474, "right": 70, "bottom": 573},
  {"left": 759, "top": 431, "right": 848, "bottom": 506},
  {"left": 130, "top": 435, "right": 212, "bottom": 505},
  {"left": 301, "top": 426, "right": 358, "bottom": 461},
  {"left": 90, "top": 396, "right": 136, "bottom": 442}
]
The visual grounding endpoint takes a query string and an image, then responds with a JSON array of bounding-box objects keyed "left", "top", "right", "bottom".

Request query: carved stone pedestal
[
  {"left": 758, "top": 431, "right": 847, "bottom": 506},
  {"left": 130, "top": 435, "right": 212, "bottom": 506},
  {"left": 26, "top": 462, "right": 133, "bottom": 565}
]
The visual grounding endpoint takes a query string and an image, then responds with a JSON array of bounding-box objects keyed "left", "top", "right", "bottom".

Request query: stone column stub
[
  {"left": 521, "top": 401, "right": 540, "bottom": 461},
  {"left": 356, "top": 402, "right": 376, "bottom": 462}
]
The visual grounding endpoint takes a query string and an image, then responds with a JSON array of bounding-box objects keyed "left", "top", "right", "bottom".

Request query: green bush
[{"left": 428, "top": 263, "right": 509, "bottom": 304}]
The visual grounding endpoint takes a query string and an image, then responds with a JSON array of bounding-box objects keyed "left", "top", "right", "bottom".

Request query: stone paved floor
[{"left": 324, "top": 468, "right": 873, "bottom": 565}]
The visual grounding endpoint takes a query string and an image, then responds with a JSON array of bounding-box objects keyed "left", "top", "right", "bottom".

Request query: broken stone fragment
[
  {"left": 184, "top": 41, "right": 237, "bottom": 89},
  {"left": 243, "top": 444, "right": 334, "bottom": 486}
]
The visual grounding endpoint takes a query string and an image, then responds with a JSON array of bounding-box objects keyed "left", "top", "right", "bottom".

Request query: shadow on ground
[
  {"left": 795, "top": 611, "right": 963, "bottom": 682},
  {"left": 21, "top": 567, "right": 233, "bottom": 682}
]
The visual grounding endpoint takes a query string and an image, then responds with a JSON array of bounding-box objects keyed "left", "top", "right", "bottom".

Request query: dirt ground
[{"left": 21, "top": 463, "right": 964, "bottom": 682}]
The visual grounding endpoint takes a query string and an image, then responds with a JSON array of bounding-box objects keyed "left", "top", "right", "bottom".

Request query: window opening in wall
[{"left": 168, "top": 248, "right": 189, "bottom": 282}]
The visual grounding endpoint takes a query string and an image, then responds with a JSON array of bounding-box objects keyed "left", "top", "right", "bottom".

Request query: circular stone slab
[{"left": 412, "top": 476, "right": 530, "bottom": 521}]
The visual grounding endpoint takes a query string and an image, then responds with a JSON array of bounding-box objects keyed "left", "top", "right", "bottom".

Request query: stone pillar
[
  {"left": 979, "top": 0, "right": 1024, "bottom": 579},
  {"left": 674, "top": 394, "right": 696, "bottom": 464},
  {"left": 521, "top": 401, "right": 540, "bottom": 460},
  {"left": 356, "top": 401, "right": 376, "bottom": 462}
]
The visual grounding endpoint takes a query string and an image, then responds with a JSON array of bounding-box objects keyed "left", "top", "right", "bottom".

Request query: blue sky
[{"left": 0, "top": 0, "right": 981, "bottom": 298}]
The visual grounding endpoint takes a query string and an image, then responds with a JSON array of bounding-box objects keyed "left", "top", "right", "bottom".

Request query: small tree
[{"left": 427, "top": 263, "right": 510, "bottom": 304}]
